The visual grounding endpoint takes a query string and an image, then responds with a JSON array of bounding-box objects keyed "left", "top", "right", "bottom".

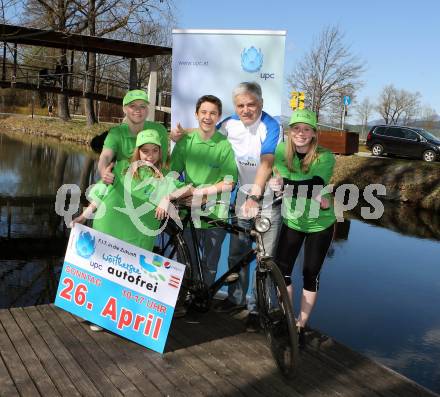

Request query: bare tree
[
  {"left": 20, "top": 0, "right": 174, "bottom": 124},
  {"left": 376, "top": 84, "right": 420, "bottom": 125},
  {"left": 419, "top": 105, "right": 438, "bottom": 130},
  {"left": 0, "top": 0, "right": 20, "bottom": 22},
  {"left": 22, "top": 0, "right": 80, "bottom": 120},
  {"left": 356, "top": 97, "right": 373, "bottom": 139},
  {"left": 73, "top": 0, "right": 174, "bottom": 125},
  {"left": 287, "top": 25, "right": 364, "bottom": 121}
]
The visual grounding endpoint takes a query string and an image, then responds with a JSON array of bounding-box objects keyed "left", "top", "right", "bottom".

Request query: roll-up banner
[{"left": 171, "top": 29, "right": 287, "bottom": 128}]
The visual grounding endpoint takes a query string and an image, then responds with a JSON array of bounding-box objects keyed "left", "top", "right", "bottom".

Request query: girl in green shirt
[{"left": 272, "top": 109, "right": 336, "bottom": 348}]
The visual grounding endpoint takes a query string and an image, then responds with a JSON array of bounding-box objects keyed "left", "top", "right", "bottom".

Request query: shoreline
[{"left": 1, "top": 116, "right": 440, "bottom": 211}]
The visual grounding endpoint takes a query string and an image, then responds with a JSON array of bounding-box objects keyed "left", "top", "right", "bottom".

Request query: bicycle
[{"left": 154, "top": 198, "right": 299, "bottom": 376}]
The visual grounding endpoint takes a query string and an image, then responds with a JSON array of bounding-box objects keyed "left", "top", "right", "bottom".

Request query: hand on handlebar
[
  {"left": 240, "top": 198, "right": 260, "bottom": 219},
  {"left": 317, "top": 195, "right": 330, "bottom": 210}
]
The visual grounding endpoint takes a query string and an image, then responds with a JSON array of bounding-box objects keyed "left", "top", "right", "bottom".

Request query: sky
[{"left": 174, "top": 0, "right": 440, "bottom": 123}]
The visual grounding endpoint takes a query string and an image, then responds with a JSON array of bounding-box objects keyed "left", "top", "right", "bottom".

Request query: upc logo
[
  {"left": 241, "top": 46, "right": 263, "bottom": 73},
  {"left": 75, "top": 231, "right": 96, "bottom": 259}
]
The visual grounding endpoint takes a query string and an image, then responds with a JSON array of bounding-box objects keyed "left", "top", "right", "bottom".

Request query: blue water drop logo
[
  {"left": 241, "top": 46, "right": 263, "bottom": 73},
  {"left": 75, "top": 231, "right": 96, "bottom": 259},
  {"left": 139, "top": 254, "right": 157, "bottom": 273}
]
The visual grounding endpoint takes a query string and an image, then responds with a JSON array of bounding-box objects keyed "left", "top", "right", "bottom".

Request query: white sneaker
[{"left": 89, "top": 324, "right": 103, "bottom": 332}]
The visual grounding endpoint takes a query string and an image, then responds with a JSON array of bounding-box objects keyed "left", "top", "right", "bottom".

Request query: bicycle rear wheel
[{"left": 257, "top": 259, "right": 299, "bottom": 376}]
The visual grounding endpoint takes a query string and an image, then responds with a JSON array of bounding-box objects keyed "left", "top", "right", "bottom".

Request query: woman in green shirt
[
  {"left": 97, "top": 89, "right": 169, "bottom": 185},
  {"left": 272, "top": 109, "right": 336, "bottom": 348}
]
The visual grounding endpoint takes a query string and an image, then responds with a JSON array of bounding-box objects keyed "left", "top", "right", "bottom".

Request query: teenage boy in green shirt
[{"left": 171, "top": 95, "right": 238, "bottom": 286}]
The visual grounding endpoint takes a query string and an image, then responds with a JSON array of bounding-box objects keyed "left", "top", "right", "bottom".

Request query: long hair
[
  {"left": 285, "top": 129, "right": 319, "bottom": 173},
  {"left": 129, "top": 145, "right": 163, "bottom": 179}
]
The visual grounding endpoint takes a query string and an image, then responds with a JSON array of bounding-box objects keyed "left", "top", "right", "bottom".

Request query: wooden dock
[{"left": 0, "top": 304, "right": 437, "bottom": 397}]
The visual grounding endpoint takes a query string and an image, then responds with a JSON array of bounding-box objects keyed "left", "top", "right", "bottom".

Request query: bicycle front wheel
[{"left": 257, "top": 259, "right": 299, "bottom": 376}]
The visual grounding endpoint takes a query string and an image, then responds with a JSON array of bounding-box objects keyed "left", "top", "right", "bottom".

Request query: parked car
[{"left": 366, "top": 125, "right": 440, "bottom": 162}]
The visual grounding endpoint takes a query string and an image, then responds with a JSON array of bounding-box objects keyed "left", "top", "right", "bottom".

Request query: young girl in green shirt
[
  {"left": 272, "top": 109, "right": 336, "bottom": 348},
  {"left": 72, "top": 129, "right": 191, "bottom": 251}
]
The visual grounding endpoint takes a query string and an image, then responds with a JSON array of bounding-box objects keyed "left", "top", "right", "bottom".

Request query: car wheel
[
  {"left": 422, "top": 150, "right": 436, "bottom": 162},
  {"left": 371, "top": 143, "right": 384, "bottom": 156}
]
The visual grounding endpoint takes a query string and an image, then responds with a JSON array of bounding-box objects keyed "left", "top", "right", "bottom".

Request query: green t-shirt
[
  {"left": 90, "top": 161, "right": 184, "bottom": 251},
  {"left": 274, "top": 142, "right": 336, "bottom": 233},
  {"left": 103, "top": 121, "right": 169, "bottom": 164},
  {"left": 170, "top": 130, "right": 238, "bottom": 228}
]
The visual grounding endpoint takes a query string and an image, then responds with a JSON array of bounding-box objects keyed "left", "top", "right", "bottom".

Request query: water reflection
[
  {"left": 0, "top": 257, "right": 62, "bottom": 308},
  {"left": 0, "top": 132, "right": 96, "bottom": 307},
  {"left": 303, "top": 207, "right": 440, "bottom": 393},
  {"left": 0, "top": 132, "right": 94, "bottom": 197},
  {"left": 349, "top": 200, "right": 440, "bottom": 241}
]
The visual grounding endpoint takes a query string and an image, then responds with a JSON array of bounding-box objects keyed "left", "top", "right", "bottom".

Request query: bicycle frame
[{"left": 177, "top": 207, "right": 273, "bottom": 305}]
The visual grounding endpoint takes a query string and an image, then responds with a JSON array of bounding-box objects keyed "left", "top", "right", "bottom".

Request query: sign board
[
  {"left": 343, "top": 95, "right": 351, "bottom": 106},
  {"left": 171, "top": 29, "right": 286, "bottom": 128},
  {"left": 54, "top": 224, "right": 185, "bottom": 353}
]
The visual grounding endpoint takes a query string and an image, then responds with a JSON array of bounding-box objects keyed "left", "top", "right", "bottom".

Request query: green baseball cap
[
  {"left": 289, "top": 109, "right": 317, "bottom": 130},
  {"left": 136, "top": 129, "right": 161, "bottom": 147},
  {"left": 123, "top": 89, "right": 149, "bottom": 106}
]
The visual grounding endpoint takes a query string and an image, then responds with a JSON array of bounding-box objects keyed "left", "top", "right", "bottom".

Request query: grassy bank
[
  {"left": 331, "top": 156, "right": 440, "bottom": 211},
  {"left": 0, "top": 116, "right": 111, "bottom": 145}
]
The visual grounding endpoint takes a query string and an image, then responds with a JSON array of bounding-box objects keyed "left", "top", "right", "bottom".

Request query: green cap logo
[
  {"left": 289, "top": 109, "right": 317, "bottom": 130},
  {"left": 136, "top": 129, "right": 161, "bottom": 147}
]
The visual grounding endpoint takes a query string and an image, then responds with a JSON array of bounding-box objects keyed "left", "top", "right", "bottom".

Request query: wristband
[{"left": 247, "top": 194, "right": 261, "bottom": 203}]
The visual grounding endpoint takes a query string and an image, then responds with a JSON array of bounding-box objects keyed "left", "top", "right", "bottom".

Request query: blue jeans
[
  {"left": 227, "top": 203, "right": 282, "bottom": 313},
  {"left": 183, "top": 227, "right": 226, "bottom": 287}
]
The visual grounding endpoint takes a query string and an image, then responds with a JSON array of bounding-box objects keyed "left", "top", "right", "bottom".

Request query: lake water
[{"left": 0, "top": 132, "right": 439, "bottom": 394}]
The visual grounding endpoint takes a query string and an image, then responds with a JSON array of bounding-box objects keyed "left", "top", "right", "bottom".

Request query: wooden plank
[
  {"left": 168, "top": 336, "right": 247, "bottom": 397},
  {"left": 72, "top": 312, "right": 163, "bottom": 397},
  {"left": 177, "top": 311, "right": 296, "bottom": 397},
  {"left": 0, "top": 313, "right": 40, "bottom": 396},
  {"left": 23, "top": 306, "right": 101, "bottom": 396},
  {"left": 206, "top": 319, "right": 307, "bottom": 397},
  {"left": 1, "top": 305, "right": 437, "bottom": 397},
  {"left": 0, "top": 349, "right": 19, "bottom": 396},
  {"left": 167, "top": 323, "right": 247, "bottom": 397},
  {"left": 229, "top": 330, "right": 327, "bottom": 397},
  {"left": 205, "top": 311, "right": 305, "bottom": 396},
  {"left": 38, "top": 305, "right": 123, "bottom": 397},
  {"left": 152, "top": 347, "right": 209, "bottom": 397},
  {"left": 9, "top": 307, "right": 80, "bottom": 397},
  {"left": 118, "top": 327, "right": 207, "bottom": 397},
  {"left": 51, "top": 305, "right": 142, "bottom": 396},
  {"left": 236, "top": 325, "right": 372, "bottom": 397},
  {"left": 0, "top": 309, "right": 60, "bottom": 396},
  {"left": 237, "top": 319, "right": 383, "bottom": 397},
  {"left": 171, "top": 315, "right": 268, "bottom": 397},
  {"left": 123, "top": 343, "right": 198, "bottom": 397},
  {"left": 94, "top": 335, "right": 187, "bottom": 397}
]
